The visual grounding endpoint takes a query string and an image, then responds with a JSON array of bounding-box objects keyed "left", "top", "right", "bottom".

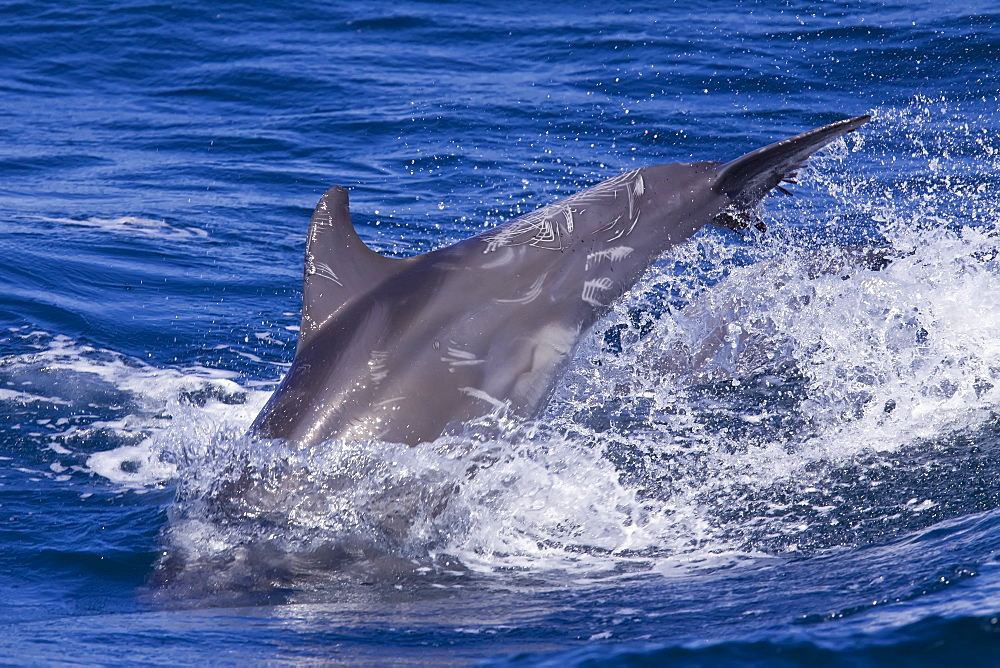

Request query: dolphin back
[{"left": 251, "top": 115, "right": 872, "bottom": 448}]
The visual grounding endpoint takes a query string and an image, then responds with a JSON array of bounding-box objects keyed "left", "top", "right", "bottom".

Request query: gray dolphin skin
[{"left": 251, "top": 115, "right": 871, "bottom": 448}]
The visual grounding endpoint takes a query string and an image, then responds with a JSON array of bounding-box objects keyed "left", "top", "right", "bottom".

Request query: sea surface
[{"left": 3, "top": 1, "right": 1000, "bottom": 664}]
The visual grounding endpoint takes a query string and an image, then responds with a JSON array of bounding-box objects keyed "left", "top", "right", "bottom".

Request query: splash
[
  {"left": 0, "top": 329, "right": 261, "bottom": 489},
  {"left": 545, "top": 99, "right": 1000, "bottom": 555},
  {"left": 10, "top": 101, "right": 999, "bottom": 597}
]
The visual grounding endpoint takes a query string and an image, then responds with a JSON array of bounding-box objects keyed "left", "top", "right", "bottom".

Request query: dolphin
[{"left": 250, "top": 115, "right": 871, "bottom": 447}]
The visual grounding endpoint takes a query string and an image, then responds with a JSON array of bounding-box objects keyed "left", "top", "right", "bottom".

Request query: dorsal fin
[
  {"left": 714, "top": 115, "right": 871, "bottom": 207},
  {"left": 297, "top": 186, "right": 408, "bottom": 351}
]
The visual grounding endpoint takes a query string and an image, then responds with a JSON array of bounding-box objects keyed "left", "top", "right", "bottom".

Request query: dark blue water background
[{"left": 3, "top": 1, "right": 1000, "bottom": 664}]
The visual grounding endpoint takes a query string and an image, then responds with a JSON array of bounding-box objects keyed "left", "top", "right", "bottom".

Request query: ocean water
[{"left": 3, "top": 0, "right": 1000, "bottom": 664}]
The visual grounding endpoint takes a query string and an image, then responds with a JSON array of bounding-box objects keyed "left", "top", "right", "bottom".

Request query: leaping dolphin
[{"left": 251, "top": 115, "right": 871, "bottom": 447}]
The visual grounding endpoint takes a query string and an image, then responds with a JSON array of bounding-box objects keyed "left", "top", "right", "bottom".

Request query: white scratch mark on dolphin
[
  {"left": 581, "top": 277, "right": 615, "bottom": 306},
  {"left": 310, "top": 260, "right": 342, "bottom": 286},
  {"left": 597, "top": 214, "right": 624, "bottom": 235},
  {"left": 479, "top": 247, "right": 517, "bottom": 268},
  {"left": 459, "top": 386, "right": 510, "bottom": 411},
  {"left": 624, "top": 172, "right": 644, "bottom": 237},
  {"left": 496, "top": 273, "right": 547, "bottom": 304},
  {"left": 585, "top": 246, "right": 634, "bottom": 271},
  {"left": 482, "top": 169, "right": 640, "bottom": 252},
  {"left": 534, "top": 216, "right": 559, "bottom": 247},
  {"left": 608, "top": 171, "right": 645, "bottom": 241},
  {"left": 441, "top": 344, "right": 485, "bottom": 372},
  {"left": 368, "top": 350, "right": 389, "bottom": 383},
  {"left": 374, "top": 396, "right": 405, "bottom": 408}
]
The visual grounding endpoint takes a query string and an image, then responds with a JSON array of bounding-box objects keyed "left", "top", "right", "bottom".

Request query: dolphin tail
[{"left": 712, "top": 114, "right": 871, "bottom": 231}]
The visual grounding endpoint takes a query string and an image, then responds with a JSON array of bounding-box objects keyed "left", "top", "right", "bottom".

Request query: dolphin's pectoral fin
[
  {"left": 298, "top": 186, "right": 411, "bottom": 352},
  {"left": 713, "top": 115, "right": 871, "bottom": 212}
]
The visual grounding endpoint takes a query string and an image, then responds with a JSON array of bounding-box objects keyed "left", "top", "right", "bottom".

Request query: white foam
[
  {"left": 0, "top": 388, "right": 71, "bottom": 405},
  {"left": 0, "top": 331, "right": 272, "bottom": 487},
  {"left": 87, "top": 445, "right": 178, "bottom": 487},
  {"left": 14, "top": 100, "right": 1000, "bottom": 580},
  {"left": 40, "top": 215, "right": 209, "bottom": 240}
]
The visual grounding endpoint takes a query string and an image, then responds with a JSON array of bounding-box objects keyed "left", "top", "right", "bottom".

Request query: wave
[
  {"left": 5, "top": 100, "right": 1000, "bottom": 604},
  {"left": 39, "top": 215, "right": 209, "bottom": 240}
]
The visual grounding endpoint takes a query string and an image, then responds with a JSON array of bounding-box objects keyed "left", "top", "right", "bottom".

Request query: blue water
[{"left": 3, "top": 0, "right": 1000, "bottom": 664}]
